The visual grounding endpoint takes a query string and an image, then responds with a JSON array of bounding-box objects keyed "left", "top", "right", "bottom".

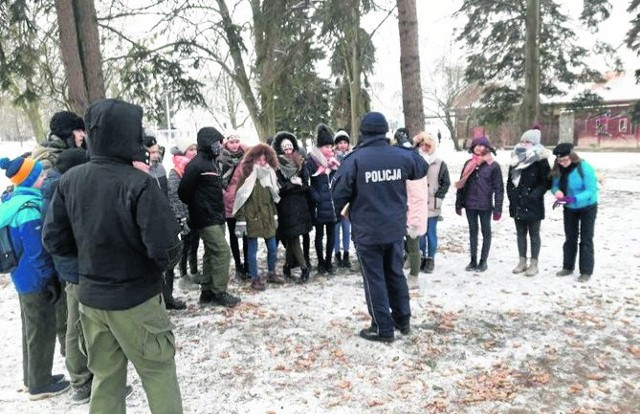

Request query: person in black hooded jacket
[
  {"left": 42, "top": 98, "right": 184, "bottom": 414},
  {"left": 178, "top": 127, "right": 241, "bottom": 307}
]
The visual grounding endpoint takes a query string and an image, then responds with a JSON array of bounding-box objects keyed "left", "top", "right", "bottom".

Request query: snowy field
[{"left": 0, "top": 140, "right": 638, "bottom": 413}]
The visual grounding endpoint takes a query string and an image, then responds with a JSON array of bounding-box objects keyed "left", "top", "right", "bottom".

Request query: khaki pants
[
  {"left": 199, "top": 224, "right": 231, "bottom": 293},
  {"left": 79, "top": 295, "right": 183, "bottom": 414},
  {"left": 65, "top": 283, "right": 92, "bottom": 388}
]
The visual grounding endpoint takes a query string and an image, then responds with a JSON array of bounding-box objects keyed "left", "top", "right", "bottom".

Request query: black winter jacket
[
  {"left": 276, "top": 156, "right": 313, "bottom": 239},
  {"left": 507, "top": 157, "right": 551, "bottom": 221},
  {"left": 178, "top": 133, "right": 226, "bottom": 229},
  {"left": 42, "top": 99, "right": 181, "bottom": 310}
]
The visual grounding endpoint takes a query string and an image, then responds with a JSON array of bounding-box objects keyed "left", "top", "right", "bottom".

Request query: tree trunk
[
  {"left": 74, "top": 0, "right": 105, "bottom": 105},
  {"left": 521, "top": 0, "right": 540, "bottom": 132},
  {"left": 349, "top": 2, "right": 362, "bottom": 140},
  {"left": 397, "top": 0, "right": 424, "bottom": 135},
  {"left": 24, "top": 100, "right": 45, "bottom": 144},
  {"left": 54, "top": 0, "right": 105, "bottom": 115}
]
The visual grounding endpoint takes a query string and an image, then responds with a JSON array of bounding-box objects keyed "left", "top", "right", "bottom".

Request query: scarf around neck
[
  {"left": 232, "top": 164, "right": 280, "bottom": 216},
  {"left": 509, "top": 144, "right": 546, "bottom": 187},
  {"left": 309, "top": 147, "right": 340, "bottom": 176},
  {"left": 455, "top": 153, "right": 494, "bottom": 189},
  {"left": 172, "top": 154, "right": 192, "bottom": 177}
]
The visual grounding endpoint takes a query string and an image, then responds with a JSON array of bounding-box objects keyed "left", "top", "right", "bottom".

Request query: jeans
[
  {"left": 247, "top": 236, "right": 277, "bottom": 279},
  {"left": 563, "top": 205, "right": 597, "bottom": 275},
  {"left": 333, "top": 218, "right": 351, "bottom": 253},
  {"left": 515, "top": 219, "right": 541, "bottom": 259},
  {"left": 419, "top": 217, "right": 439, "bottom": 258},
  {"left": 465, "top": 209, "right": 492, "bottom": 263}
]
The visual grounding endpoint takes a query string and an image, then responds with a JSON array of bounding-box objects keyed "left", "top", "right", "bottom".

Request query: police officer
[{"left": 332, "top": 112, "right": 428, "bottom": 343}]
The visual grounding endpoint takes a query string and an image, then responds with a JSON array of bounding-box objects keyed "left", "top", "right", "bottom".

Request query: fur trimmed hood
[
  {"left": 272, "top": 131, "right": 300, "bottom": 155},
  {"left": 239, "top": 143, "right": 279, "bottom": 180}
]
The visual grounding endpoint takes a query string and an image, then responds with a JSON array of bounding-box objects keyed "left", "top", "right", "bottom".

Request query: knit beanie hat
[
  {"left": 172, "top": 135, "right": 197, "bottom": 155},
  {"left": 360, "top": 112, "right": 389, "bottom": 135},
  {"left": 334, "top": 130, "right": 350, "bottom": 145},
  {"left": 0, "top": 157, "right": 44, "bottom": 187},
  {"left": 552, "top": 142, "right": 573, "bottom": 157},
  {"left": 57, "top": 148, "right": 88, "bottom": 174},
  {"left": 469, "top": 136, "right": 491, "bottom": 152},
  {"left": 394, "top": 127, "right": 412, "bottom": 148},
  {"left": 520, "top": 128, "right": 541, "bottom": 145},
  {"left": 316, "top": 123, "right": 334, "bottom": 147},
  {"left": 224, "top": 129, "right": 241, "bottom": 142},
  {"left": 50, "top": 111, "right": 85, "bottom": 140}
]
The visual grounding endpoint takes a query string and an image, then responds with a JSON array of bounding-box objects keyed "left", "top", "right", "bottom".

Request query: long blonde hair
[{"left": 413, "top": 131, "right": 437, "bottom": 154}]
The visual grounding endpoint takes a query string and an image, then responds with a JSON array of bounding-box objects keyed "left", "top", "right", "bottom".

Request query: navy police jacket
[{"left": 331, "top": 133, "right": 428, "bottom": 245}]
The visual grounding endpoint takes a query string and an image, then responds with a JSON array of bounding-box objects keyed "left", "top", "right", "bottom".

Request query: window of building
[{"left": 619, "top": 118, "right": 628, "bottom": 132}]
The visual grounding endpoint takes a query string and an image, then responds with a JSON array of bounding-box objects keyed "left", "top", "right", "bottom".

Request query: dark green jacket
[{"left": 235, "top": 179, "right": 278, "bottom": 239}]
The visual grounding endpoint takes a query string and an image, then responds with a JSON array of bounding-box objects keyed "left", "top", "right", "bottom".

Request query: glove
[
  {"left": 45, "top": 277, "right": 62, "bottom": 304},
  {"left": 455, "top": 207, "right": 462, "bottom": 216},
  {"left": 290, "top": 176, "right": 302, "bottom": 186},
  {"left": 407, "top": 225, "right": 419, "bottom": 239},
  {"left": 178, "top": 218, "right": 190, "bottom": 236},
  {"left": 235, "top": 222, "right": 247, "bottom": 238},
  {"left": 493, "top": 212, "right": 501, "bottom": 221},
  {"left": 562, "top": 196, "right": 576, "bottom": 204}
]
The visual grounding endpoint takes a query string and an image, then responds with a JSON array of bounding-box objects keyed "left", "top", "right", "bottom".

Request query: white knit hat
[
  {"left": 520, "top": 129, "right": 541, "bottom": 145},
  {"left": 172, "top": 135, "right": 197, "bottom": 155}
]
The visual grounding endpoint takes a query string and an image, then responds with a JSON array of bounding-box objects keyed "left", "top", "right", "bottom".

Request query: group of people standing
[
  {"left": 454, "top": 126, "right": 599, "bottom": 282},
  {"left": 0, "top": 98, "right": 600, "bottom": 413}
]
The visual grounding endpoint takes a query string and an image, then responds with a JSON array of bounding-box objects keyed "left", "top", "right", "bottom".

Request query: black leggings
[
  {"left": 314, "top": 222, "right": 336, "bottom": 265},
  {"left": 465, "top": 209, "right": 492, "bottom": 263},
  {"left": 515, "top": 219, "right": 541, "bottom": 260}
]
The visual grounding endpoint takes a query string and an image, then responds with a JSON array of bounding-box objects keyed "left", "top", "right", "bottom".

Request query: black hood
[
  {"left": 272, "top": 131, "right": 299, "bottom": 155},
  {"left": 197, "top": 127, "right": 224, "bottom": 158},
  {"left": 84, "top": 99, "right": 145, "bottom": 161}
]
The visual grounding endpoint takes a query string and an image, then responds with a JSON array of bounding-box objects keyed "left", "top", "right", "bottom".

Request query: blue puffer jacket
[
  {"left": 331, "top": 133, "right": 428, "bottom": 245},
  {"left": 305, "top": 157, "right": 338, "bottom": 224},
  {"left": 550, "top": 160, "right": 598, "bottom": 209},
  {"left": 0, "top": 187, "right": 56, "bottom": 293}
]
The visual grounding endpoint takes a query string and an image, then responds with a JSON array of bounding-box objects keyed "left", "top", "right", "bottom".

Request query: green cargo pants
[
  {"left": 199, "top": 224, "right": 231, "bottom": 294},
  {"left": 406, "top": 236, "right": 421, "bottom": 277},
  {"left": 65, "top": 283, "right": 92, "bottom": 388},
  {"left": 79, "top": 295, "right": 183, "bottom": 414},
  {"left": 19, "top": 291, "right": 56, "bottom": 391}
]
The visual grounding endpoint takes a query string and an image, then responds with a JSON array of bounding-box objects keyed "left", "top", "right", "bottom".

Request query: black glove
[{"left": 45, "top": 277, "right": 62, "bottom": 304}]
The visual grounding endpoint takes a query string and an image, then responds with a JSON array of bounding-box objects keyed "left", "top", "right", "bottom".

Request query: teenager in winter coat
[
  {"left": 400, "top": 129, "right": 429, "bottom": 278},
  {"left": 332, "top": 130, "right": 353, "bottom": 269},
  {"left": 550, "top": 143, "right": 598, "bottom": 282},
  {"left": 507, "top": 127, "right": 551, "bottom": 277},
  {"left": 232, "top": 143, "right": 282, "bottom": 291},
  {"left": 178, "top": 127, "right": 241, "bottom": 307},
  {"left": 414, "top": 132, "right": 451, "bottom": 273},
  {"left": 42, "top": 99, "right": 183, "bottom": 413},
  {"left": 305, "top": 123, "right": 340, "bottom": 275},
  {"left": 0, "top": 156, "right": 69, "bottom": 400},
  {"left": 218, "top": 129, "right": 249, "bottom": 279},
  {"left": 273, "top": 131, "right": 313, "bottom": 282},
  {"left": 455, "top": 136, "right": 504, "bottom": 272},
  {"left": 168, "top": 136, "right": 200, "bottom": 283}
]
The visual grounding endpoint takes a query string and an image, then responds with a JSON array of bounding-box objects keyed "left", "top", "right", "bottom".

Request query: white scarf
[
  {"left": 232, "top": 164, "right": 280, "bottom": 216},
  {"left": 510, "top": 144, "right": 547, "bottom": 187}
]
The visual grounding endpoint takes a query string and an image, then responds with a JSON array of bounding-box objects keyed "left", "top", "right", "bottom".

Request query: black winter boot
[
  {"left": 425, "top": 257, "right": 435, "bottom": 273},
  {"left": 342, "top": 252, "right": 352, "bottom": 269},
  {"left": 300, "top": 266, "right": 311, "bottom": 283},
  {"left": 163, "top": 269, "right": 186, "bottom": 310},
  {"left": 420, "top": 257, "right": 427, "bottom": 271},
  {"left": 465, "top": 259, "right": 478, "bottom": 271},
  {"left": 335, "top": 251, "right": 343, "bottom": 267},
  {"left": 283, "top": 264, "right": 292, "bottom": 278},
  {"left": 476, "top": 259, "right": 488, "bottom": 272}
]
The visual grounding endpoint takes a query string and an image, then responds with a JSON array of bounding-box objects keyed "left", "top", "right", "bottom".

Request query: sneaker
[
  {"left": 250, "top": 278, "right": 266, "bottom": 291},
  {"left": 199, "top": 289, "right": 215, "bottom": 304},
  {"left": 359, "top": 326, "right": 394, "bottom": 343},
  {"left": 578, "top": 274, "right": 591, "bottom": 283},
  {"left": 70, "top": 382, "right": 91, "bottom": 405},
  {"left": 29, "top": 379, "right": 71, "bottom": 401},
  {"left": 556, "top": 268, "right": 573, "bottom": 277},
  {"left": 212, "top": 291, "right": 241, "bottom": 307}
]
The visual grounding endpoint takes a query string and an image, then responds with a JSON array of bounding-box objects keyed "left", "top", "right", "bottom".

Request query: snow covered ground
[{"left": 0, "top": 141, "right": 638, "bottom": 413}]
